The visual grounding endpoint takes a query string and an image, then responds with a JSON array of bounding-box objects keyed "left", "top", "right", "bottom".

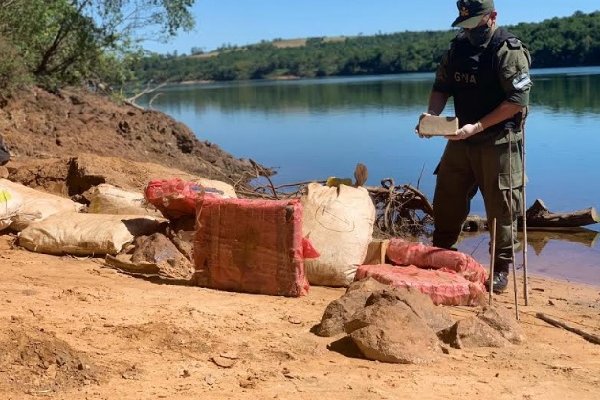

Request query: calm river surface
[{"left": 142, "top": 67, "right": 600, "bottom": 285}]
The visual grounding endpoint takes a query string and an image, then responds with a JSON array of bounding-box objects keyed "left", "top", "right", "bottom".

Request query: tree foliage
[
  {"left": 132, "top": 11, "right": 600, "bottom": 84},
  {"left": 0, "top": 0, "right": 195, "bottom": 91}
]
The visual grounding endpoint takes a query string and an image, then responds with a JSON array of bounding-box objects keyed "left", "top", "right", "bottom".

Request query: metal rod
[
  {"left": 521, "top": 113, "right": 530, "bottom": 306},
  {"left": 488, "top": 218, "right": 497, "bottom": 306},
  {"left": 509, "top": 131, "right": 520, "bottom": 320}
]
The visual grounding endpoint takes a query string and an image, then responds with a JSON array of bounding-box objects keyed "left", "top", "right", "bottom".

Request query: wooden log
[
  {"left": 536, "top": 313, "right": 600, "bottom": 345},
  {"left": 526, "top": 199, "right": 599, "bottom": 228}
]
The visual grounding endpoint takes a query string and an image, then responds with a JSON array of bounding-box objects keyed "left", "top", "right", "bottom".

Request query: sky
[{"left": 144, "top": 0, "right": 600, "bottom": 54}]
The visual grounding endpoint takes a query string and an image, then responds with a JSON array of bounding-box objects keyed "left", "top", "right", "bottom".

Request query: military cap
[{"left": 452, "top": 0, "right": 495, "bottom": 29}]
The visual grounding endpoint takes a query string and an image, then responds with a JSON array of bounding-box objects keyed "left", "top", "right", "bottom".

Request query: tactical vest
[{"left": 447, "top": 27, "right": 526, "bottom": 144}]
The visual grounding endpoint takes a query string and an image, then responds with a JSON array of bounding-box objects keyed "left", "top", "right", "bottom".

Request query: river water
[{"left": 142, "top": 67, "right": 600, "bottom": 285}]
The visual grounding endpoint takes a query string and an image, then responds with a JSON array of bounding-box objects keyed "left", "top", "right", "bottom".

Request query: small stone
[
  {"left": 204, "top": 375, "right": 216, "bottom": 386},
  {"left": 219, "top": 351, "right": 239, "bottom": 360},
  {"left": 239, "top": 377, "right": 257, "bottom": 389},
  {"left": 181, "top": 369, "right": 191, "bottom": 378},
  {"left": 211, "top": 356, "right": 235, "bottom": 368},
  {"left": 438, "top": 317, "right": 508, "bottom": 349},
  {"left": 477, "top": 306, "right": 526, "bottom": 344},
  {"left": 287, "top": 316, "right": 302, "bottom": 325}
]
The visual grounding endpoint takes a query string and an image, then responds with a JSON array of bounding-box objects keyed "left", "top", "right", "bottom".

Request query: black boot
[
  {"left": 489, "top": 271, "right": 509, "bottom": 293},
  {"left": 487, "top": 263, "right": 510, "bottom": 294}
]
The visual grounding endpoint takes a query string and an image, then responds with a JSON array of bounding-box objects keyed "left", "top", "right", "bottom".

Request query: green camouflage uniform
[{"left": 431, "top": 29, "right": 532, "bottom": 270}]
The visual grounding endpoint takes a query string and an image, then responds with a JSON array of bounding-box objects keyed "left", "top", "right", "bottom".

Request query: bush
[{"left": 0, "top": 38, "right": 32, "bottom": 98}]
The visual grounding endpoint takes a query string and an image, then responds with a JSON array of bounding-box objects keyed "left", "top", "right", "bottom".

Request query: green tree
[{"left": 0, "top": 0, "right": 196, "bottom": 87}]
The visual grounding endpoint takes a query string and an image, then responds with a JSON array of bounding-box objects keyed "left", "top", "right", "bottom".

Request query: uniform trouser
[{"left": 432, "top": 138, "right": 523, "bottom": 272}]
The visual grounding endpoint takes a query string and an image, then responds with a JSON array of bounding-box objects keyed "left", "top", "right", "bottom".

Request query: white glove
[{"left": 447, "top": 122, "right": 484, "bottom": 141}]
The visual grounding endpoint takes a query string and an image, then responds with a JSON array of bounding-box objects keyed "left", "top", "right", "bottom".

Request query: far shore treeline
[
  {"left": 0, "top": 2, "right": 598, "bottom": 95},
  {"left": 134, "top": 11, "right": 600, "bottom": 84}
]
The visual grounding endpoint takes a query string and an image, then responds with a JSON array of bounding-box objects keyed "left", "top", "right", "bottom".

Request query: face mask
[{"left": 465, "top": 23, "right": 492, "bottom": 47}]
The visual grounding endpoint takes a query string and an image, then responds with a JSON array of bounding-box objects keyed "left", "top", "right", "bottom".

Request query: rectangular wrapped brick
[
  {"left": 418, "top": 115, "right": 459, "bottom": 136},
  {"left": 194, "top": 197, "right": 309, "bottom": 297}
]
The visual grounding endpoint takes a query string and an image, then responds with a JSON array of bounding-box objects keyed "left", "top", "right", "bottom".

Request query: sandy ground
[{"left": 1, "top": 233, "right": 599, "bottom": 400}]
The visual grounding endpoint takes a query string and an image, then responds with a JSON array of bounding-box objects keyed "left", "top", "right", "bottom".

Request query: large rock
[
  {"left": 132, "top": 233, "right": 193, "bottom": 279},
  {"left": 365, "top": 288, "right": 455, "bottom": 332},
  {"left": 166, "top": 216, "right": 195, "bottom": 261},
  {"left": 477, "top": 306, "right": 525, "bottom": 344},
  {"left": 315, "top": 278, "right": 391, "bottom": 337},
  {"left": 345, "top": 303, "right": 442, "bottom": 364},
  {"left": 315, "top": 291, "right": 374, "bottom": 337},
  {"left": 438, "top": 317, "right": 508, "bottom": 349},
  {"left": 316, "top": 280, "right": 454, "bottom": 337}
]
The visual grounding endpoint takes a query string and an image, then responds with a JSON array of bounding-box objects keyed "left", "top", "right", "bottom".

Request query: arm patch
[{"left": 512, "top": 72, "right": 532, "bottom": 90}]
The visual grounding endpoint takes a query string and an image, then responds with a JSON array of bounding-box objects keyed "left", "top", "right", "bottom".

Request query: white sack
[
  {"left": 19, "top": 212, "right": 165, "bottom": 256},
  {"left": 86, "top": 184, "right": 161, "bottom": 216},
  {"left": 0, "top": 179, "right": 84, "bottom": 231},
  {"left": 0, "top": 185, "right": 22, "bottom": 231},
  {"left": 301, "top": 183, "right": 375, "bottom": 287}
]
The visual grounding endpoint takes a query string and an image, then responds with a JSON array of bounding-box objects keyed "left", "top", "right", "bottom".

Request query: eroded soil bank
[{"left": 0, "top": 87, "right": 266, "bottom": 187}]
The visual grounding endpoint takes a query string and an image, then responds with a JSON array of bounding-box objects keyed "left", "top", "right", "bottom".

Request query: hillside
[
  {"left": 0, "top": 87, "right": 265, "bottom": 190},
  {"left": 133, "top": 11, "right": 600, "bottom": 83}
]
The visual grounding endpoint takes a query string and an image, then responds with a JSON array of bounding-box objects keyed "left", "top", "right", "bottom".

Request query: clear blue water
[{"left": 141, "top": 67, "right": 600, "bottom": 285}]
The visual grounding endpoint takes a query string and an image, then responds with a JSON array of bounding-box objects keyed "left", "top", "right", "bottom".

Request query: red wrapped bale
[
  {"left": 145, "top": 178, "right": 230, "bottom": 219},
  {"left": 355, "top": 264, "right": 486, "bottom": 306},
  {"left": 386, "top": 239, "right": 487, "bottom": 285},
  {"left": 194, "top": 197, "right": 310, "bottom": 297}
]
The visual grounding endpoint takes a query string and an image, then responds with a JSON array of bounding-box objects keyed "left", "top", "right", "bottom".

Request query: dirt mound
[
  {"left": 0, "top": 87, "right": 266, "bottom": 188},
  {"left": 0, "top": 323, "right": 102, "bottom": 394},
  {"left": 110, "top": 322, "right": 212, "bottom": 357},
  {"left": 5, "top": 154, "right": 222, "bottom": 198}
]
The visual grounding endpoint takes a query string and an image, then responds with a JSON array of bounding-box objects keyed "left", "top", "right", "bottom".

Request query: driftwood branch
[
  {"left": 148, "top": 92, "right": 164, "bottom": 109},
  {"left": 536, "top": 313, "right": 600, "bottom": 345},
  {"left": 367, "top": 179, "right": 434, "bottom": 237},
  {"left": 125, "top": 82, "right": 167, "bottom": 110}
]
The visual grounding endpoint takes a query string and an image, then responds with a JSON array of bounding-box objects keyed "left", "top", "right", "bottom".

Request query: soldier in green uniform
[{"left": 418, "top": 0, "right": 532, "bottom": 292}]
